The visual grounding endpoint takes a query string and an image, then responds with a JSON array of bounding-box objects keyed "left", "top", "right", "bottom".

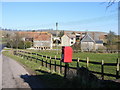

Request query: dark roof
[
  {"left": 95, "top": 40, "right": 103, "bottom": 44},
  {"left": 81, "top": 33, "right": 95, "bottom": 42}
]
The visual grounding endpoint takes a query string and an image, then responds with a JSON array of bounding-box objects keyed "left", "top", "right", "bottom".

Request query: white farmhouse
[{"left": 61, "top": 34, "right": 76, "bottom": 46}]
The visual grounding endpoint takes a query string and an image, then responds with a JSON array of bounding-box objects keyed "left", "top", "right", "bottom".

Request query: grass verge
[
  {"left": 2, "top": 50, "right": 120, "bottom": 88},
  {"left": 2, "top": 50, "right": 71, "bottom": 88}
]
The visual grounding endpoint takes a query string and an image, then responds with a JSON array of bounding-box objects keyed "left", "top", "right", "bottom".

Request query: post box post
[
  {"left": 61, "top": 46, "right": 73, "bottom": 78},
  {"left": 64, "top": 63, "right": 69, "bottom": 78}
]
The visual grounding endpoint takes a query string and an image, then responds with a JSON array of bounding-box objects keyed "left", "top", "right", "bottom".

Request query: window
[{"left": 71, "top": 42, "right": 73, "bottom": 44}]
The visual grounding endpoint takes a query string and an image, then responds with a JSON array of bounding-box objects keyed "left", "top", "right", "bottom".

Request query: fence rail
[{"left": 14, "top": 50, "right": 120, "bottom": 80}]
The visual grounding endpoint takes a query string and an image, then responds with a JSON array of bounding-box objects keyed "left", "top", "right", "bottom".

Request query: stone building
[{"left": 80, "top": 33, "right": 104, "bottom": 51}]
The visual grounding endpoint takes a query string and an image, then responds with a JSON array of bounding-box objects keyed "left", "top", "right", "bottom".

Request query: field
[
  {"left": 20, "top": 49, "right": 119, "bottom": 80},
  {"left": 27, "top": 49, "right": 118, "bottom": 63}
]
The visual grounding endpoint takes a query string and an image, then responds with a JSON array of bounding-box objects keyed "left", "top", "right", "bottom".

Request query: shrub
[{"left": 71, "top": 42, "right": 81, "bottom": 52}]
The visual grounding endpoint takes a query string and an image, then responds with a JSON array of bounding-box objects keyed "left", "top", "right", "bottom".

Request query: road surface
[
  {"left": 1, "top": 52, "right": 44, "bottom": 89},
  {"left": 2, "top": 55, "right": 30, "bottom": 88},
  {"left": 0, "top": 51, "right": 2, "bottom": 89},
  {"left": 0, "top": 44, "right": 4, "bottom": 89}
]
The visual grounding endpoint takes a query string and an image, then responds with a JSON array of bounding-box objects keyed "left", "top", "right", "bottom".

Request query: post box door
[{"left": 61, "top": 46, "right": 72, "bottom": 63}]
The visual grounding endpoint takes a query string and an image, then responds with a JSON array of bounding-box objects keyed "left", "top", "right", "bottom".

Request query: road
[
  {"left": 0, "top": 51, "right": 2, "bottom": 89},
  {"left": 0, "top": 44, "right": 4, "bottom": 89},
  {"left": 2, "top": 55, "right": 30, "bottom": 88},
  {"left": 1, "top": 50, "right": 44, "bottom": 88}
]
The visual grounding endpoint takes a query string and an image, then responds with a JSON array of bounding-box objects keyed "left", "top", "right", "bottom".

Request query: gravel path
[{"left": 2, "top": 54, "right": 44, "bottom": 88}]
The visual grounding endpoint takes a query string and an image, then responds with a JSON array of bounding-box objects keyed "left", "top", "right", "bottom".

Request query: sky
[{"left": 1, "top": 2, "right": 118, "bottom": 34}]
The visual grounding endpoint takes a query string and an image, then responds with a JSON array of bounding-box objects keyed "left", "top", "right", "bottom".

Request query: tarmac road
[
  {"left": 2, "top": 55, "right": 30, "bottom": 88},
  {"left": 0, "top": 52, "right": 2, "bottom": 89},
  {"left": 1, "top": 53, "right": 45, "bottom": 89}
]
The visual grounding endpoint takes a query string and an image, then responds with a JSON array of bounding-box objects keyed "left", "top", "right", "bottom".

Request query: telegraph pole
[{"left": 56, "top": 22, "right": 58, "bottom": 54}]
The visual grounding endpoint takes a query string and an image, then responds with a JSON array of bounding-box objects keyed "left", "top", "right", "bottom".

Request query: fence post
[
  {"left": 42, "top": 55, "right": 43, "bottom": 66},
  {"left": 54, "top": 55, "right": 57, "bottom": 72},
  {"left": 101, "top": 60, "right": 104, "bottom": 80},
  {"left": 86, "top": 57, "right": 89, "bottom": 69},
  {"left": 77, "top": 58, "right": 80, "bottom": 68},
  {"left": 77, "top": 58, "right": 80, "bottom": 75},
  {"left": 30, "top": 54, "right": 32, "bottom": 61},
  {"left": 60, "top": 56, "right": 62, "bottom": 74},
  {"left": 116, "top": 58, "right": 119, "bottom": 79},
  {"left": 64, "top": 63, "right": 69, "bottom": 78},
  {"left": 30, "top": 52, "right": 32, "bottom": 61},
  {"left": 36, "top": 53, "right": 38, "bottom": 63},
  {"left": 23, "top": 53, "right": 25, "bottom": 58},
  {"left": 46, "top": 55, "right": 47, "bottom": 68},
  {"left": 13, "top": 50, "right": 16, "bottom": 55},
  {"left": 50, "top": 56, "right": 51, "bottom": 70}
]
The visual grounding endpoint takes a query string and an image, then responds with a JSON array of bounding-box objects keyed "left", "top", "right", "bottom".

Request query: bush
[
  {"left": 18, "top": 41, "right": 24, "bottom": 49},
  {"left": 24, "top": 41, "right": 32, "bottom": 48},
  {"left": 6, "top": 41, "right": 32, "bottom": 49},
  {"left": 71, "top": 42, "right": 81, "bottom": 52},
  {"left": 105, "top": 45, "right": 118, "bottom": 53},
  {"left": 97, "top": 46, "right": 107, "bottom": 53}
]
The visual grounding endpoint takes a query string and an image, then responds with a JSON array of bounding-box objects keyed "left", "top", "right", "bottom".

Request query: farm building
[
  {"left": 61, "top": 34, "right": 76, "bottom": 46},
  {"left": 95, "top": 40, "right": 104, "bottom": 50},
  {"left": 80, "top": 33, "right": 104, "bottom": 51},
  {"left": 81, "top": 33, "right": 95, "bottom": 51},
  {"left": 33, "top": 32, "right": 52, "bottom": 50},
  {"left": 18, "top": 32, "right": 53, "bottom": 50}
]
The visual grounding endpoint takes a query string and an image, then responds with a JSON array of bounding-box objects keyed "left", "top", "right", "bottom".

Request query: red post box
[{"left": 61, "top": 46, "right": 73, "bottom": 63}]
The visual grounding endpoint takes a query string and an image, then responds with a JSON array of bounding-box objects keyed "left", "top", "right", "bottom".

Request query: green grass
[
  {"left": 26, "top": 49, "right": 118, "bottom": 63},
  {"left": 2, "top": 50, "right": 120, "bottom": 88},
  {"left": 2, "top": 50, "right": 71, "bottom": 88},
  {"left": 19, "top": 49, "right": 119, "bottom": 80},
  {"left": 73, "top": 52, "right": 118, "bottom": 63}
]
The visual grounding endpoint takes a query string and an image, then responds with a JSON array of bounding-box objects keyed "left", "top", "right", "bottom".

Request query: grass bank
[
  {"left": 2, "top": 50, "right": 120, "bottom": 88},
  {"left": 2, "top": 50, "right": 73, "bottom": 88}
]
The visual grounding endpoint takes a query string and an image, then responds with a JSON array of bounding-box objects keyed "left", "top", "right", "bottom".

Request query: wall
[
  {"left": 81, "top": 42, "right": 95, "bottom": 51},
  {"left": 33, "top": 41, "right": 52, "bottom": 49},
  {"left": 61, "top": 35, "right": 70, "bottom": 46},
  {"left": 95, "top": 44, "right": 104, "bottom": 50}
]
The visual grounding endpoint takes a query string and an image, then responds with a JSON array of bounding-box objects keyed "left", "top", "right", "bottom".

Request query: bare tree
[{"left": 106, "top": 0, "right": 118, "bottom": 9}]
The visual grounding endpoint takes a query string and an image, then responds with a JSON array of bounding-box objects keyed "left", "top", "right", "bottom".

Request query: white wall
[
  {"left": 95, "top": 44, "right": 104, "bottom": 50},
  {"left": 61, "top": 35, "right": 70, "bottom": 46},
  {"left": 81, "top": 42, "right": 95, "bottom": 51}
]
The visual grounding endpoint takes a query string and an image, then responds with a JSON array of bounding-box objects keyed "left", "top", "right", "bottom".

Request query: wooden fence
[{"left": 13, "top": 50, "right": 120, "bottom": 80}]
